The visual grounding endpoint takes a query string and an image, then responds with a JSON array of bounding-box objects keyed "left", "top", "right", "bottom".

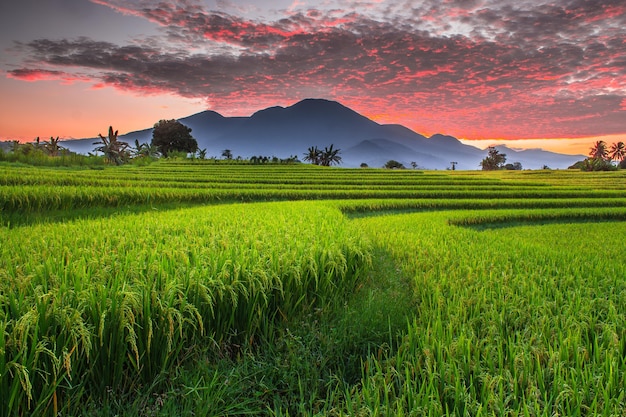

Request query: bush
[
  {"left": 383, "top": 160, "right": 405, "bottom": 169},
  {"left": 579, "top": 158, "right": 617, "bottom": 172}
]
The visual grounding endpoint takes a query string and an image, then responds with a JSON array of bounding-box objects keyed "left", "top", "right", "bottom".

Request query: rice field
[{"left": 1, "top": 160, "right": 626, "bottom": 415}]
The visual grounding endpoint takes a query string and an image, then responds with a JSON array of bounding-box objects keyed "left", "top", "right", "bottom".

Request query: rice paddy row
[
  {"left": 1, "top": 163, "right": 625, "bottom": 218},
  {"left": 1, "top": 161, "right": 626, "bottom": 415}
]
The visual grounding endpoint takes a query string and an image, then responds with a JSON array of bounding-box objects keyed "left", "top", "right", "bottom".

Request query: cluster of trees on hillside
[
  {"left": 0, "top": 120, "right": 197, "bottom": 166},
  {"left": 2, "top": 136, "right": 70, "bottom": 157},
  {"left": 570, "top": 140, "right": 626, "bottom": 171},
  {"left": 303, "top": 145, "right": 342, "bottom": 166},
  {"left": 218, "top": 149, "right": 299, "bottom": 164},
  {"left": 0, "top": 136, "right": 95, "bottom": 166},
  {"left": 2, "top": 119, "right": 346, "bottom": 167}
]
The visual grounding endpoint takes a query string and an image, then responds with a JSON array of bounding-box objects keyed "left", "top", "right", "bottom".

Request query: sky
[{"left": 1, "top": 0, "right": 625, "bottom": 155}]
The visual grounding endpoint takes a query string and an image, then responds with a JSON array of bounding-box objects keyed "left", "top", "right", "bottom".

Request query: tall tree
[
  {"left": 303, "top": 146, "right": 321, "bottom": 165},
  {"left": 590, "top": 140, "right": 609, "bottom": 161},
  {"left": 221, "top": 149, "right": 233, "bottom": 160},
  {"left": 609, "top": 141, "right": 625, "bottom": 163},
  {"left": 303, "top": 145, "right": 342, "bottom": 166},
  {"left": 43, "top": 136, "right": 65, "bottom": 157},
  {"left": 93, "top": 126, "right": 130, "bottom": 165},
  {"left": 480, "top": 146, "right": 506, "bottom": 170},
  {"left": 319, "top": 144, "right": 342, "bottom": 166},
  {"left": 151, "top": 120, "right": 197, "bottom": 157}
]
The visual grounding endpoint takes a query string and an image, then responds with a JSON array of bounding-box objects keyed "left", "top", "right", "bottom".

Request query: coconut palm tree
[
  {"left": 303, "top": 146, "right": 321, "bottom": 165},
  {"left": 321, "top": 144, "right": 342, "bottom": 166},
  {"left": 590, "top": 140, "right": 609, "bottom": 161},
  {"left": 609, "top": 141, "right": 625, "bottom": 163}
]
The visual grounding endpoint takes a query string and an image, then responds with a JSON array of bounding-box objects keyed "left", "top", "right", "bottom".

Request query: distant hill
[
  {"left": 61, "top": 98, "right": 585, "bottom": 169},
  {"left": 0, "top": 141, "right": 14, "bottom": 153}
]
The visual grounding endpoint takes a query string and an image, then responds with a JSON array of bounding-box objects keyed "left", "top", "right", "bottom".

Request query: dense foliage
[
  {"left": 383, "top": 159, "right": 405, "bottom": 169},
  {"left": 151, "top": 119, "right": 198, "bottom": 157},
  {"left": 93, "top": 126, "right": 130, "bottom": 165},
  {"left": 302, "top": 144, "right": 342, "bottom": 166},
  {"left": 577, "top": 140, "right": 626, "bottom": 171},
  {"left": 480, "top": 146, "right": 506, "bottom": 170}
]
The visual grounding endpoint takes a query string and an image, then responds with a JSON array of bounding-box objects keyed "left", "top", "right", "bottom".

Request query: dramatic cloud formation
[{"left": 4, "top": 0, "right": 626, "bottom": 142}]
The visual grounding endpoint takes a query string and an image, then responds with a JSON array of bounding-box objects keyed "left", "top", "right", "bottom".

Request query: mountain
[
  {"left": 61, "top": 99, "right": 585, "bottom": 169},
  {"left": 491, "top": 145, "right": 585, "bottom": 169}
]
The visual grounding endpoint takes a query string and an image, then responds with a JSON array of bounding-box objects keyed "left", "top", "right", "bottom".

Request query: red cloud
[
  {"left": 10, "top": 0, "right": 626, "bottom": 140},
  {"left": 7, "top": 69, "right": 90, "bottom": 85}
]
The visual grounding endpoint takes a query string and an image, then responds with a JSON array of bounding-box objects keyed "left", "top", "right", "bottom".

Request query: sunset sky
[{"left": 1, "top": 0, "right": 625, "bottom": 155}]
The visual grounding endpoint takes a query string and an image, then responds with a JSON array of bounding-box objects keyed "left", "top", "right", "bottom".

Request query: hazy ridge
[{"left": 62, "top": 99, "right": 585, "bottom": 169}]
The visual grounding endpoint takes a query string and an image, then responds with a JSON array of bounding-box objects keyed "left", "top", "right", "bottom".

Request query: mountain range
[{"left": 62, "top": 98, "right": 585, "bottom": 170}]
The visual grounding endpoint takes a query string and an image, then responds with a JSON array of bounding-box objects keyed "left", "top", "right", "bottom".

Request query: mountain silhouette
[{"left": 62, "top": 98, "right": 585, "bottom": 169}]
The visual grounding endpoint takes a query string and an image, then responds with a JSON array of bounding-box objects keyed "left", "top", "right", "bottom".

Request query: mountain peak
[
  {"left": 429, "top": 133, "right": 461, "bottom": 144},
  {"left": 179, "top": 110, "right": 224, "bottom": 123},
  {"left": 292, "top": 98, "right": 343, "bottom": 108},
  {"left": 59, "top": 99, "right": 584, "bottom": 170},
  {"left": 288, "top": 98, "right": 363, "bottom": 117},
  {"left": 251, "top": 105, "right": 285, "bottom": 119}
]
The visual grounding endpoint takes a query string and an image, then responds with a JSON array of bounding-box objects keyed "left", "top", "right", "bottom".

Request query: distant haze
[{"left": 62, "top": 99, "right": 585, "bottom": 170}]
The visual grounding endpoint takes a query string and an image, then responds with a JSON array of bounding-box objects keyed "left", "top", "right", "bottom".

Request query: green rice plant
[
  {"left": 338, "top": 197, "right": 626, "bottom": 216},
  {"left": 329, "top": 212, "right": 626, "bottom": 416},
  {"left": 0, "top": 201, "right": 370, "bottom": 415},
  {"left": 448, "top": 206, "right": 626, "bottom": 227},
  {"left": 3, "top": 164, "right": 626, "bottom": 217},
  {"left": 3, "top": 161, "right": 626, "bottom": 414}
]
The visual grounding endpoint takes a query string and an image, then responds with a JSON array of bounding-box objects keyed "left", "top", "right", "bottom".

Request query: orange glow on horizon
[{"left": 0, "top": 79, "right": 206, "bottom": 143}]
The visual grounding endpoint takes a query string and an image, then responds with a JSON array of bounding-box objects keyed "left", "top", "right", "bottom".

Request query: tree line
[
  {"left": 10, "top": 119, "right": 621, "bottom": 171},
  {"left": 572, "top": 140, "right": 626, "bottom": 171},
  {"left": 1, "top": 119, "right": 346, "bottom": 167},
  {"left": 479, "top": 141, "right": 626, "bottom": 171}
]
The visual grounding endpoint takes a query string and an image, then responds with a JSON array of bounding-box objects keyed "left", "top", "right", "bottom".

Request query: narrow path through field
[{"left": 329, "top": 243, "right": 416, "bottom": 383}]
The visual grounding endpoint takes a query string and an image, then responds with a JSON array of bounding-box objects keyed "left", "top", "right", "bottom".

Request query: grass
[{"left": 1, "top": 162, "right": 626, "bottom": 415}]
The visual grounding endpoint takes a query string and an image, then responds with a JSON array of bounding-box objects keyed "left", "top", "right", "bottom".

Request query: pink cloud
[
  {"left": 8, "top": 0, "right": 626, "bottom": 140},
  {"left": 7, "top": 69, "right": 91, "bottom": 85}
]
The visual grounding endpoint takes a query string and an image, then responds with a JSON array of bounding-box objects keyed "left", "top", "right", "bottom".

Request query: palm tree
[
  {"left": 131, "top": 139, "right": 146, "bottom": 157},
  {"left": 590, "top": 140, "right": 609, "bottom": 161},
  {"left": 319, "top": 144, "right": 342, "bottom": 166},
  {"left": 43, "top": 136, "right": 65, "bottom": 156},
  {"left": 94, "top": 126, "right": 130, "bottom": 165},
  {"left": 609, "top": 141, "right": 625, "bottom": 163},
  {"left": 303, "top": 146, "right": 321, "bottom": 165},
  {"left": 131, "top": 139, "right": 160, "bottom": 158}
]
